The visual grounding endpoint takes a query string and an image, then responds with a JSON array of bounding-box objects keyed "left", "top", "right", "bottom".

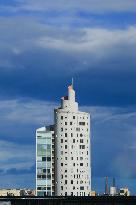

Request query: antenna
[
  {"left": 72, "top": 77, "right": 74, "bottom": 89},
  {"left": 113, "top": 177, "right": 115, "bottom": 187}
]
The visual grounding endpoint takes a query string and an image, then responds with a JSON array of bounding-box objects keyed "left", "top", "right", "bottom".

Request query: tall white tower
[{"left": 54, "top": 83, "right": 91, "bottom": 196}]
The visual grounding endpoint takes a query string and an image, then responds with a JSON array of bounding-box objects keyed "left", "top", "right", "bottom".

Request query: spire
[{"left": 72, "top": 77, "right": 74, "bottom": 89}]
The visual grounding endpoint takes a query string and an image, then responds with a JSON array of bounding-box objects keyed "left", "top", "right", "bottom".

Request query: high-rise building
[
  {"left": 36, "top": 83, "right": 91, "bottom": 196},
  {"left": 54, "top": 84, "right": 91, "bottom": 196},
  {"left": 36, "top": 126, "right": 55, "bottom": 196}
]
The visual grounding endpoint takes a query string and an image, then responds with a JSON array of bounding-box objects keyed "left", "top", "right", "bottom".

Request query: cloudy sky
[{"left": 0, "top": 0, "right": 136, "bottom": 194}]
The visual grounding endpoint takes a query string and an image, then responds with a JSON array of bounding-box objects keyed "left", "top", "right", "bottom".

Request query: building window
[
  {"left": 65, "top": 192, "right": 67, "bottom": 196},
  {"left": 80, "top": 145, "right": 85, "bottom": 149},
  {"left": 43, "top": 169, "right": 46, "bottom": 173},
  {"left": 71, "top": 157, "right": 73, "bottom": 160},
  {"left": 65, "top": 133, "right": 67, "bottom": 137},
  {"left": 42, "top": 175, "right": 46, "bottom": 179},
  {"left": 65, "top": 122, "right": 67, "bottom": 125},
  {"left": 73, "top": 163, "right": 75, "bottom": 166},
  {"left": 73, "top": 139, "right": 75, "bottom": 143},
  {"left": 37, "top": 187, "right": 41, "bottom": 190},
  {"left": 80, "top": 180, "right": 83, "bottom": 184},
  {"left": 80, "top": 186, "right": 84, "bottom": 190},
  {"left": 47, "top": 187, "right": 51, "bottom": 191},
  {"left": 71, "top": 180, "right": 73, "bottom": 184},
  {"left": 61, "top": 175, "right": 63, "bottom": 179},
  {"left": 76, "top": 128, "right": 80, "bottom": 131},
  {"left": 61, "top": 186, "right": 63, "bottom": 190},
  {"left": 65, "top": 170, "right": 67, "bottom": 173},
  {"left": 61, "top": 163, "right": 63, "bottom": 166},
  {"left": 79, "top": 122, "right": 85, "bottom": 125},
  {"left": 71, "top": 192, "right": 73, "bottom": 196},
  {"left": 47, "top": 157, "right": 51, "bottom": 161},
  {"left": 73, "top": 116, "right": 75, "bottom": 119},
  {"left": 65, "top": 145, "right": 67, "bottom": 149},
  {"left": 61, "top": 116, "right": 63, "bottom": 120},
  {"left": 65, "top": 180, "right": 67, "bottom": 184},
  {"left": 37, "top": 136, "right": 42, "bottom": 138},
  {"left": 61, "top": 128, "right": 63, "bottom": 131},
  {"left": 80, "top": 139, "right": 83, "bottom": 143},
  {"left": 42, "top": 157, "right": 46, "bottom": 161},
  {"left": 70, "top": 122, "right": 72, "bottom": 125},
  {"left": 71, "top": 133, "right": 73, "bottom": 137},
  {"left": 61, "top": 139, "right": 63, "bottom": 143},
  {"left": 80, "top": 163, "right": 83, "bottom": 166}
]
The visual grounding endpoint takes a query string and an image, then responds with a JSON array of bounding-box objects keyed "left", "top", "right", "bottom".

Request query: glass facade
[{"left": 36, "top": 128, "right": 55, "bottom": 196}]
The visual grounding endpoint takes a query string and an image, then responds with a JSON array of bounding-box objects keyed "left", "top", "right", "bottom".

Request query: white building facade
[
  {"left": 54, "top": 85, "right": 91, "bottom": 196},
  {"left": 36, "top": 126, "right": 55, "bottom": 196}
]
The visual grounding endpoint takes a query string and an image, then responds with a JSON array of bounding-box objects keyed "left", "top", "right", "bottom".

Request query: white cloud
[
  {"left": 0, "top": 99, "right": 57, "bottom": 125},
  {"left": 0, "top": 16, "right": 136, "bottom": 73},
  {"left": 0, "top": 98, "right": 135, "bottom": 134},
  {"left": 0, "top": 140, "right": 35, "bottom": 170},
  {"left": 37, "top": 26, "right": 136, "bottom": 55}
]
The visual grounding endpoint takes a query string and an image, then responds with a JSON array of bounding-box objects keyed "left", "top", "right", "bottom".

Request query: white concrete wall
[{"left": 54, "top": 86, "right": 91, "bottom": 196}]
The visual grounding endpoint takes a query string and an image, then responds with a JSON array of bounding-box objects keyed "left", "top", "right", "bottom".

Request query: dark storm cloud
[{"left": 0, "top": 16, "right": 136, "bottom": 107}]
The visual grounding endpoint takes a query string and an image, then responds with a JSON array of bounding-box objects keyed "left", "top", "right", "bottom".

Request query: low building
[
  {"left": 0, "top": 189, "right": 35, "bottom": 196},
  {"left": 20, "top": 189, "right": 36, "bottom": 196},
  {"left": 91, "top": 191, "right": 96, "bottom": 196},
  {"left": 119, "top": 188, "right": 130, "bottom": 196},
  {"left": 0, "top": 189, "right": 20, "bottom": 196}
]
